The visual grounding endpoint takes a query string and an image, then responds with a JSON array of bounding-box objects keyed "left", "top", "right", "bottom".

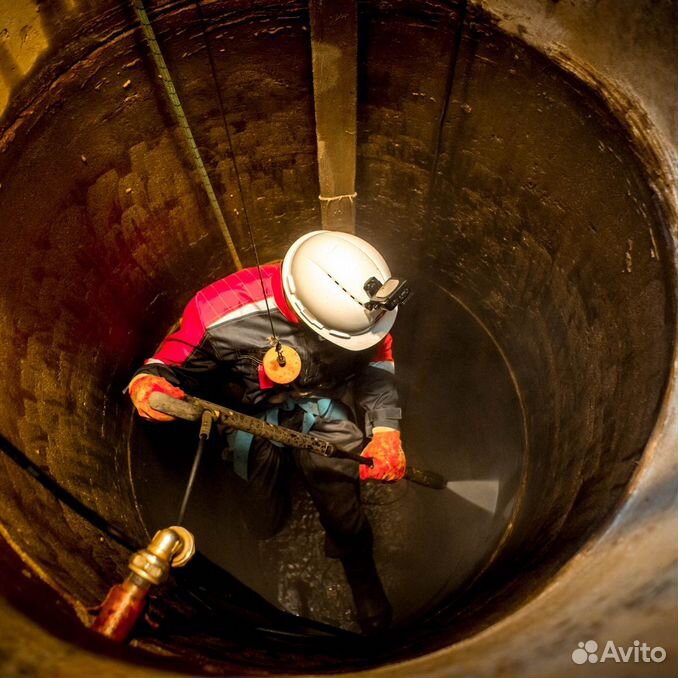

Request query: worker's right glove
[
  {"left": 129, "top": 375, "right": 185, "bottom": 422},
  {"left": 359, "top": 429, "right": 406, "bottom": 482}
]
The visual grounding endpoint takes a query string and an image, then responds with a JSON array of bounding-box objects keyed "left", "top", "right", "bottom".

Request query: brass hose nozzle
[
  {"left": 128, "top": 526, "right": 195, "bottom": 586},
  {"left": 91, "top": 526, "right": 195, "bottom": 642}
]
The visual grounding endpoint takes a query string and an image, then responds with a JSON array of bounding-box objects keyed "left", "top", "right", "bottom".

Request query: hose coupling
[{"left": 128, "top": 526, "right": 195, "bottom": 586}]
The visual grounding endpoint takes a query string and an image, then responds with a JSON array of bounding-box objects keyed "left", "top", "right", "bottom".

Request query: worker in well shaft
[{"left": 128, "top": 230, "right": 408, "bottom": 635}]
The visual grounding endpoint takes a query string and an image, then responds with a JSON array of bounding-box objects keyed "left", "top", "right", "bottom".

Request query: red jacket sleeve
[{"left": 131, "top": 295, "right": 220, "bottom": 391}]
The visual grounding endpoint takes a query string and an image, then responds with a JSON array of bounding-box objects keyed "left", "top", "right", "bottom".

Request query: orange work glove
[
  {"left": 359, "top": 429, "right": 406, "bottom": 482},
  {"left": 129, "top": 375, "right": 185, "bottom": 422}
]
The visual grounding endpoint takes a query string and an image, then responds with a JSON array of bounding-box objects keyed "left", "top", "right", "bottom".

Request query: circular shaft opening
[{"left": 0, "top": 1, "right": 674, "bottom": 674}]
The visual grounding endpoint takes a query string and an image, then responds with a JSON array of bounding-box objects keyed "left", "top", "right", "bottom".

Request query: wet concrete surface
[{"left": 129, "top": 284, "right": 524, "bottom": 631}]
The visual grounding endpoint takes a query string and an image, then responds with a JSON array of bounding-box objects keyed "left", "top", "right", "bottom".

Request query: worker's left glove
[
  {"left": 129, "top": 374, "right": 185, "bottom": 422},
  {"left": 359, "top": 428, "right": 406, "bottom": 482}
]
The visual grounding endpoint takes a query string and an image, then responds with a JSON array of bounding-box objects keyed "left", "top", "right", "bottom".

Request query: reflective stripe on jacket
[{"left": 133, "top": 263, "right": 401, "bottom": 434}]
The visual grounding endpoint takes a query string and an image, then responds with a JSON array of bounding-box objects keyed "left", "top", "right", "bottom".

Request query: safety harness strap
[{"left": 231, "top": 398, "right": 348, "bottom": 480}]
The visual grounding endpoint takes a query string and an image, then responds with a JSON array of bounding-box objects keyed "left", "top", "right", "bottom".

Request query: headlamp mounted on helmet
[{"left": 363, "top": 277, "right": 411, "bottom": 311}]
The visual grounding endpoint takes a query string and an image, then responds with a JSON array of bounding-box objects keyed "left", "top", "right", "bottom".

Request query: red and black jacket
[{"left": 133, "top": 263, "right": 401, "bottom": 434}]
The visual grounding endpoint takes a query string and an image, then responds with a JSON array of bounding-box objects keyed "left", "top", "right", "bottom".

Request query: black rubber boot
[{"left": 341, "top": 550, "right": 393, "bottom": 636}]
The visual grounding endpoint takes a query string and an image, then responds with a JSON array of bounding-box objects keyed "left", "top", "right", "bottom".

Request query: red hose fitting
[
  {"left": 90, "top": 575, "right": 150, "bottom": 642},
  {"left": 90, "top": 526, "right": 195, "bottom": 642}
]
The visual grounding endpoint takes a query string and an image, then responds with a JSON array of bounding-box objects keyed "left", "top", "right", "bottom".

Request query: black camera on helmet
[{"left": 363, "top": 277, "right": 411, "bottom": 311}]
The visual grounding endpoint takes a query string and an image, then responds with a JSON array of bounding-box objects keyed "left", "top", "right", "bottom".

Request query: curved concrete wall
[{"left": 0, "top": 0, "right": 675, "bottom": 675}]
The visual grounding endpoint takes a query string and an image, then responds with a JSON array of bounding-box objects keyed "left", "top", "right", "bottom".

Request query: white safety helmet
[{"left": 282, "top": 231, "right": 398, "bottom": 351}]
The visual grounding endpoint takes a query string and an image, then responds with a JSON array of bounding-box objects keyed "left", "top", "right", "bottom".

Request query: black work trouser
[{"left": 227, "top": 407, "right": 373, "bottom": 559}]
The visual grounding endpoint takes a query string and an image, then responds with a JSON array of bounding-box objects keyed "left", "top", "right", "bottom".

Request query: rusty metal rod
[{"left": 148, "top": 393, "right": 447, "bottom": 490}]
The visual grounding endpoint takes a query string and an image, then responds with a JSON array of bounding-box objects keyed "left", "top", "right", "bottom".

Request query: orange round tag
[{"left": 263, "top": 345, "right": 301, "bottom": 384}]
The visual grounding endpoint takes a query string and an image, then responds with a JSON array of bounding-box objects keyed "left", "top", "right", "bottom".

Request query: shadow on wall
[{"left": 0, "top": 0, "right": 85, "bottom": 117}]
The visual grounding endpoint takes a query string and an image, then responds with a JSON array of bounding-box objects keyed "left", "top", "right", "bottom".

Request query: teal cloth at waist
[{"left": 230, "top": 397, "right": 348, "bottom": 480}]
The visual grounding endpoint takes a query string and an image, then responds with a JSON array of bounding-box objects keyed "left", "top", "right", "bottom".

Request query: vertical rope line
[
  {"left": 194, "top": 0, "right": 281, "bottom": 349},
  {"left": 131, "top": 0, "right": 243, "bottom": 271}
]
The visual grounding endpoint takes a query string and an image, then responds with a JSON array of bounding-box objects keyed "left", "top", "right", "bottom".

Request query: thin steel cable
[
  {"left": 195, "top": 1, "right": 284, "bottom": 361},
  {"left": 0, "top": 432, "right": 141, "bottom": 551},
  {"left": 176, "top": 411, "right": 213, "bottom": 525}
]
